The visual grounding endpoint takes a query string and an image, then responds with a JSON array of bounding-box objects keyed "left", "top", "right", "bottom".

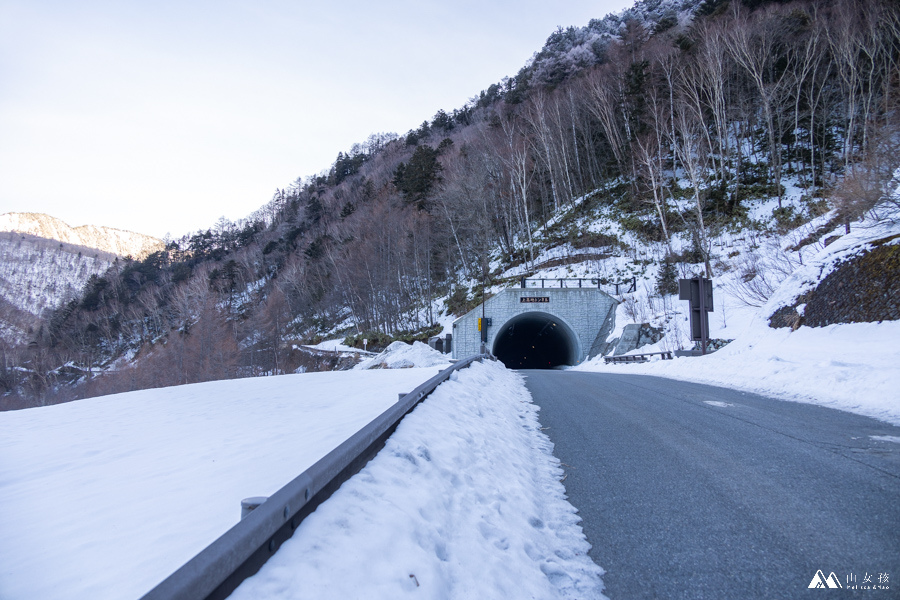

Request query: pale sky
[{"left": 0, "top": 0, "right": 634, "bottom": 239}]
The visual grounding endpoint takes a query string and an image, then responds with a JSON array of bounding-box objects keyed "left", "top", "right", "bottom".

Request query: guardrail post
[{"left": 241, "top": 497, "right": 267, "bottom": 520}]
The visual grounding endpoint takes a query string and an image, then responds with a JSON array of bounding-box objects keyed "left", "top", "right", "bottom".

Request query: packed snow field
[{"left": 0, "top": 368, "right": 450, "bottom": 600}]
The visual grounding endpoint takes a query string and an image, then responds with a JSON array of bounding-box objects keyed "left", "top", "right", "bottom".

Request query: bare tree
[
  {"left": 496, "top": 111, "right": 537, "bottom": 269},
  {"left": 672, "top": 77, "right": 714, "bottom": 276},
  {"left": 693, "top": 19, "right": 733, "bottom": 191},
  {"left": 585, "top": 64, "right": 629, "bottom": 174},
  {"left": 726, "top": 4, "right": 794, "bottom": 207},
  {"left": 522, "top": 90, "right": 566, "bottom": 211},
  {"left": 634, "top": 134, "right": 673, "bottom": 255}
]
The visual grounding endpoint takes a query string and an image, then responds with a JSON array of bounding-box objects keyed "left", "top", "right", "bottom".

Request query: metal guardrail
[
  {"left": 604, "top": 351, "right": 674, "bottom": 364},
  {"left": 140, "top": 353, "right": 491, "bottom": 600}
]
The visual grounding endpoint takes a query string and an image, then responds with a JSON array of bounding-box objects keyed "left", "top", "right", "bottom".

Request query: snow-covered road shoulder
[
  {"left": 231, "top": 360, "right": 606, "bottom": 600},
  {"left": 574, "top": 320, "right": 900, "bottom": 426}
]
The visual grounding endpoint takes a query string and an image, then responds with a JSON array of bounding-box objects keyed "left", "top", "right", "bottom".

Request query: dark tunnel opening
[{"left": 492, "top": 312, "right": 579, "bottom": 369}]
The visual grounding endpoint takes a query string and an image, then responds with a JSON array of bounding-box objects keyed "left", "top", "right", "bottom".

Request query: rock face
[
  {"left": 769, "top": 235, "right": 900, "bottom": 329},
  {"left": 610, "top": 323, "right": 664, "bottom": 356},
  {"left": 0, "top": 213, "right": 163, "bottom": 260}
]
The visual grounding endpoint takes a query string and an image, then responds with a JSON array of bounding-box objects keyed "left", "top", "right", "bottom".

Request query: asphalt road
[{"left": 523, "top": 370, "right": 900, "bottom": 599}]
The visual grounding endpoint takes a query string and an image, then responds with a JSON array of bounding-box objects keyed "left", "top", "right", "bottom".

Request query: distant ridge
[{"left": 0, "top": 212, "right": 164, "bottom": 259}]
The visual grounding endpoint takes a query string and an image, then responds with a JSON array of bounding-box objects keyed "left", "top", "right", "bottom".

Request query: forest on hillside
[{"left": 2, "top": 0, "right": 898, "bottom": 408}]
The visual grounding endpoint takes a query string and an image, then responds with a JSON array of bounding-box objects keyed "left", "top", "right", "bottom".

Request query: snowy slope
[
  {"left": 0, "top": 294, "right": 38, "bottom": 343},
  {"left": 572, "top": 212, "right": 900, "bottom": 426},
  {"left": 0, "top": 212, "right": 163, "bottom": 259},
  {"left": 0, "top": 213, "right": 163, "bottom": 337},
  {"left": 0, "top": 232, "right": 118, "bottom": 320}
]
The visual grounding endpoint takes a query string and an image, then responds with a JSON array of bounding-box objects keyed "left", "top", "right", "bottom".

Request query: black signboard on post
[
  {"left": 679, "top": 277, "right": 714, "bottom": 354},
  {"left": 478, "top": 317, "right": 492, "bottom": 343}
]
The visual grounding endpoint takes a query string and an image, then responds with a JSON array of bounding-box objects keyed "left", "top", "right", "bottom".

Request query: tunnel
[{"left": 492, "top": 312, "right": 580, "bottom": 369}]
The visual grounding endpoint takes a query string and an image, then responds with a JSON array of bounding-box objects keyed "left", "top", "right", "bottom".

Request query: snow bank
[
  {"left": 0, "top": 368, "right": 444, "bottom": 600},
  {"left": 354, "top": 340, "right": 452, "bottom": 370},
  {"left": 575, "top": 320, "right": 900, "bottom": 425},
  {"left": 231, "top": 360, "right": 605, "bottom": 600},
  {"left": 302, "top": 338, "right": 375, "bottom": 354}
]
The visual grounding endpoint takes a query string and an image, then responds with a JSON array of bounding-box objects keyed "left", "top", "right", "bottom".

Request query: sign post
[{"left": 679, "top": 277, "right": 714, "bottom": 355}]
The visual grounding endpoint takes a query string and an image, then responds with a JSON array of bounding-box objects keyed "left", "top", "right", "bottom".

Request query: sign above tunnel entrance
[{"left": 520, "top": 297, "right": 550, "bottom": 303}]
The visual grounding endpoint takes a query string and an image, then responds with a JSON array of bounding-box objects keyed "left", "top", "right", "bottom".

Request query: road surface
[{"left": 523, "top": 370, "right": 899, "bottom": 599}]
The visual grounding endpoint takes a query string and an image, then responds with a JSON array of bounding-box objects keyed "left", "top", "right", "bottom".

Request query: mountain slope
[
  {"left": 0, "top": 233, "right": 120, "bottom": 329},
  {"left": 0, "top": 213, "right": 163, "bottom": 259},
  {"left": 0, "top": 214, "right": 163, "bottom": 342}
]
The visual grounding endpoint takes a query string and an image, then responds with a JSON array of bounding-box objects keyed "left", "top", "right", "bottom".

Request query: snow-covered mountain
[
  {"left": 527, "top": 0, "right": 699, "bottom": 86},
  {"left": 0, "top": 213, "right": 163, "bottom": 259},
  {"left": 0, "top": 233, "right": 119, "bottom": 338},
  {"left": 0, "top": 214, "right": 163, "bottom": 342}
]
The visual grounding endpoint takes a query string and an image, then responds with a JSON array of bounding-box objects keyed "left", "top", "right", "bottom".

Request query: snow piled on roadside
[
  {"left": 575, "top": 320, "right": 900, "bottom": 425},
  {"left": 354, "top": 340, "right": 452, "bottom": 370},
  {"left": 302, "top": 338, "right": 376, "bottom": 354},
  {"left": 231, "top": 360, "right": 605, "bottom": 600}
]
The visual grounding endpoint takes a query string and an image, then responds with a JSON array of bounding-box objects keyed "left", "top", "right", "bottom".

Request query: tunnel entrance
[{"left": 492, "top": 312, "right": 580, "bottom": 369}]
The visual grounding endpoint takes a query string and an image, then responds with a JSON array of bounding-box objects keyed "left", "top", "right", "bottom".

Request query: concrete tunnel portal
[
  {"left": 492, "top": 312, "right": 581, "bottom": 369},
  {"left": 451, "top": 286, "right": 618, "bottom": 367}
]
